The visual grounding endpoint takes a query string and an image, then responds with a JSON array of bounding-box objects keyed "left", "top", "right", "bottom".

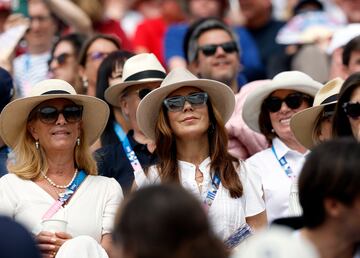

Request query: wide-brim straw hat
[
  {"left": 137, "top": 68, "right": 235, "bottom": 140},
  {"left": 243, "top": 71, "right": 322, "bottom": 133},
  {"left": 0, "top": 79, "right": 109, "bottom": 148},
  {"left": 105, "top": 53, "right": 166, "bottom": 107},
  {"left": 290, "top": 77, "right": 344, "bottom": 149}
]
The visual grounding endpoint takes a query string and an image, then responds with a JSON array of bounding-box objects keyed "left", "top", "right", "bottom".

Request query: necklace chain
[{"left": 41, "top": 169, "right": 78, "bottom": 189}]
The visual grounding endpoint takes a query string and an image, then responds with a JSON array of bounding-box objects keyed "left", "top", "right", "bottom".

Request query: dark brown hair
[{"left": 154, "top": 97, "right": 243, "bottom": 198}]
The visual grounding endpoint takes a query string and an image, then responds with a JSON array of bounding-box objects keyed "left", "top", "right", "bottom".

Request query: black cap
[{"left": 294, "top": 0, "right": 324, "bottom": 15}]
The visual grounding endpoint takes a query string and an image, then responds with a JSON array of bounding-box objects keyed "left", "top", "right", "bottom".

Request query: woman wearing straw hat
[
  {"left": 242, "top": 71, "right": 322, "bottom": 223},
  {"left": 333, "top": 72, "right": 360, "bottom": 141},
  {"left": 290, "top": 77, "right": 344, "bottom": 150},
  {"left": 135, "top": 68, "right": 267, "bottom": 246},
  {"left": 0, "top": 79, "right": 123, "bottom": 258}
]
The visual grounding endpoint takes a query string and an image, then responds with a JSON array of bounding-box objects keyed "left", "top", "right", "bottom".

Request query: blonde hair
[{"left": 8, "top": 123, "right": 97, "bottom": 180}]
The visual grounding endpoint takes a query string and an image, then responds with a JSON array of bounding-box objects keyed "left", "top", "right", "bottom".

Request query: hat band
[
  {"left": 124, "top": 70, "right": 166, "bottom": 82},
  {"left": 41, "top": 90, "right": 71, "bottom": 95},
  {"left": 320, "top": 94, "right": 338, "bottom": 105}
]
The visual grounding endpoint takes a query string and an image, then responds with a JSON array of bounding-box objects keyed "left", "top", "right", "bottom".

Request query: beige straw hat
[
  {"left": 0, "top": 79, "right": 109, "bottom": 148},
  {"left": 290, "top": 77, "right": 344, "bottom": 149},
  {"left": 105, "top": 53, "right": 166, "bottom": 107},
  {"left": 242, "top": 71, "right": 322, "bottom": 133},
  {"left": 136, "top": 68, "right": 235, "bottom": 140}
]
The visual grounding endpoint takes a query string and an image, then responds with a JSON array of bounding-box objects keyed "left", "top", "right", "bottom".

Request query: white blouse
[
  {"left": 135, "top": 157, "right": 265, "bottom": 240},
  {"left": 244, "top": 137, "right": 308, "bottom": 223},
  {"left": 0, "top": 174, "right": 123, "bottom": 242}
]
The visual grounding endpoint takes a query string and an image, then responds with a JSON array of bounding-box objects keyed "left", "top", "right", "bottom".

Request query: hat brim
[
  {"left": 290, "top": 101, "right": 335, "bottom": 149},
  {"left": 137, "top": 79, "right": 235, "bottom": 140},
  {"left": 242, "top": 81, "right": 321, "bottom": 133},
  {"left": 105, "top": 79, "right": 163, "bottom": 107},
  {"left": 0, "top": 94, "right": 109, "bottom": 148}
]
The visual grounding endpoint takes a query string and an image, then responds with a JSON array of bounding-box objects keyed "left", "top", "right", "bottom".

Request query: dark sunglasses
[
  {"left": 34, "top": 105, "right": 83, "bottom": 124},
  {"left": 198, "top": 41, "right": 238, "bottom": 56},
  {"left": 87, "top": 52, "right": 109, "bottom": 61},
  {"left": 137, "top": 88, "right": 152, "bottom": 100},
  {"left": 342, "top": 101, "right": 360, "bottom": 119},
  {"left": 163, "top": 92, "right": 208, "bottom": 112},
  {"left": 321, "top": 104, "right": 335, "bottom": 120},
  {"left": 48, "top": 53, "right": 73, "bottom": 66},
  {"left": 264, "top": 93, "right": 311, "bottom": 113}
]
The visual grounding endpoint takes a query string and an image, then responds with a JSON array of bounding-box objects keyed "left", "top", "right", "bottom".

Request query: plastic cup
[{"left": 41, "top": 219, "right": 68, "bottom": 233}]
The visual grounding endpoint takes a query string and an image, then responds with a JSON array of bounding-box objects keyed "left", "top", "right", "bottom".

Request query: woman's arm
[
  {"left": 44, "top": 0, "right": 92, "bottom": 35},
  {"left": 246, "top": 211, "right": 267, "bottom": 232},
  {"left": 101, "top": 233, "right": 114, "bottom": 258}
]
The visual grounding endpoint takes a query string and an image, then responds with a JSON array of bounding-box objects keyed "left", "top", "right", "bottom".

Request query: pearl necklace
[{"left": 41, "top": 169, "right": 78, "bottom": 189}]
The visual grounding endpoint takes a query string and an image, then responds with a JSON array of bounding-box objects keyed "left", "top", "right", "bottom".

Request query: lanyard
[
  {"left": 203, "top": 172, "right": 221, "bottom": 209},
  {"left": 113, "top": 122, "right": 145, "bottom": 174},
  {"left": 271, "top": 145, "right": 295, "bottom": 179},
  {"left": 42, "top": 170, "right": 87, "bottom": 219}
]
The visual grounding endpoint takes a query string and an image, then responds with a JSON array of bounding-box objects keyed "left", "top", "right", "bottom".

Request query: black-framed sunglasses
[
  {"left": 163, "top": 92, "right": 208, "bottom": 112},
  {"left": 87, "top": 51, "right": 109, "bottom": 62},
  {"left": 264, "top": 93, "right": 311, "bottom": 113},
  {"left": 34, "top": 105, "right": 83, "bottom": 124},
  {"left": 321, "top": 104, "right": 335, "bottom": 120},
  {"left": 136, "top": 88, "right": 152, "bottom": 100},
  {"left": 48, "top": 53, "right": 73, "bottom": 67},
  {"left": 198, "top": 41, "right": 238, "bottom": 57},
  {"left": 342, "top": 101, "right": 360, "bottom": 119}
]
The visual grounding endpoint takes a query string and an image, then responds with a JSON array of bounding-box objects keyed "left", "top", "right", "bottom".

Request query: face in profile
[
  {"left": 347, "top": 86, "right": 360, "bottom": 140},
  {"left": 165, "top": 86, "right": 210, "bottom": 140}
]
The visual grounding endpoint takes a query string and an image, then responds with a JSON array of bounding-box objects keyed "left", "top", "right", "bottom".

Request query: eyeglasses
[
  {"left": 87, "top": 52, "right": 109, "bottom": 62},
  {"left": 163, "top": 92, "right": 208, "bottom": 112},
  {"left": 198, "top": 41, "right": 238, "bottom": 56},
  {"left": 264, "top": 93, "right": 311, "bottom": 113},
  {"left": 29, "top": 15, "right": 52, "bottom": 23},
  {"left": 136, "top": 88, "right": 152, "bottom": 99},
  {"left": 321, "top": 104, "right": 335, "bottom": 120},
  {"left": 34, "top": 105, "right": 83, "bottom": 124},
  {"left": 342, "top": 101, "right": 360, "bottom": 119},
  {"left": 48, "top": 53, "right": 73, "bottom": 67}
]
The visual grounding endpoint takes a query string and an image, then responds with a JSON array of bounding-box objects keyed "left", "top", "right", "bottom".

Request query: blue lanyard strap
[
  {"left": 203, "top": 172, "right": 221, "bottom": 208},
  {"left": 113, "top": 122, "right": 145, "bottom": 174},
  {"left": 58, "top": 170, "right": 87, "bottom": 203},
  {"left": 271, "top": 145, "right": 294, "bottom": 179}
]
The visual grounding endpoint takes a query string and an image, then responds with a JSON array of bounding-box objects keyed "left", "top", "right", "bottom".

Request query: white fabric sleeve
[
  {"left": 240, "top": 161, "right": 266, "bottom": 217},
  {"left": 101, "top": 178, "right": 123, "bottom": 235},
  {"left": 0, "top": 175, "right": 17, "bottom": 217},
  {"left": 133, "top": 165, "right": 161, "bottom": 188}
]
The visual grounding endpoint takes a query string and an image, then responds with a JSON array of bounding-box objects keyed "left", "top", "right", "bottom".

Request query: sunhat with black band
[
  {"left": 242, "top": 71, "right": 322, "bottom": 133},
  {"left": 105, "top": 53, "right": 166, "bottom": 107},
  {"left": 136, "top": 67, "right": 235, "bottom": 141},
  {"left": 290, "top": 77, "right": 344, "bottom": 149},
  {"left": 0, "top": 79, "right": 109, "bottom": 148}
]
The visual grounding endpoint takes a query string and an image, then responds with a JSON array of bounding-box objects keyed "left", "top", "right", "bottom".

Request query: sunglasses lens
[
  {"left": 63, "top": 106, "right": 83, "bottom": 122},
  {"left": 57, "top": 53, "right": 68, "bottom": 65},
  {"left": 222, "top": 42, "right": 238, "bottom": 53},
  {"left": 187, "top": 92, "right": 208, "bottom": 106},
  {"left": 265, "top": 97, "right": 282, "bottom": 113},
  {"left": 38, "top": 107, "right": 58, "bottom": 124},
  {"left": 200, "top": 45, "right": 217, "bottom": 56},
  {"left": 343, "top": 102, "right": 360, "bottom": 118},
  {"left": 164, "top": 96, "right": 185, "bottom": 112},
  {"left": 285, "top": 94, "right": 303, "bottom": 109},
  {"left": 138, "top": 88, "right": 152, "bottom": 100}
]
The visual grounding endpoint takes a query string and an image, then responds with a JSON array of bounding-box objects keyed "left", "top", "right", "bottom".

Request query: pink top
[{"left": 226, "top": 80, "right": 270, "bottom": 160}]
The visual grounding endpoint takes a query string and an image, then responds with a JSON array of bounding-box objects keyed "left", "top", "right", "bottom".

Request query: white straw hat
[
  {"left": 105, "top": 53, "right": 166, "bottom": 107},
  {"left": 0, "top": 79, "right": 109, "bottom": 148},
  {"left": 242, "top": 71, "right": 322, "bottom": 133},
  {"left": 290, "top": 77, "right": 344, "bottom": 149},
  {"left": 136, "top": 68, "right": 235, "bottom": 140}
]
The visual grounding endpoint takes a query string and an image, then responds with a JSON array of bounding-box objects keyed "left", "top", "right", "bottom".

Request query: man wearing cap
[
  {"left": 95, "top": 53, "right": 165, "bottom": 195},
  {"left": 0, "top": 67, "right": 14, "bottom": 177}
]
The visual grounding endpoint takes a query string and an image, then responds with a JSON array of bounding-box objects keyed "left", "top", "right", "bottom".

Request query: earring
[
  {"left": 76, "top": 138, "right": 80, "bottom": 146},
  {"left": 271, "top": 128, "right": 275, "bottom": 133},
  {"left": 82, "top": 77, "right": 88, "bottom": 89},
  {"left": 35, "top": 140, "right": 39, "bottom": 150}
]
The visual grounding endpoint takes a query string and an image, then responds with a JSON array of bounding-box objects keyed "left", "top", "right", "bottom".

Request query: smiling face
[
  {"left": 193, "top": 29, "right": 240, "bottom": 87},
  {"left": 27, "top": 98, "right": 81, "bottom": 153},
  {"left": 166, "top": 86, "right": 210, "bottom": 141},
  {"left": 268, "top": 89, "right": 311, "bottom": 142}
]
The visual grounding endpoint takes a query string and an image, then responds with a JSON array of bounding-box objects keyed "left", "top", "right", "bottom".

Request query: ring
[{"left": 52, "top": 251, "right": 57, "bottom": 257}]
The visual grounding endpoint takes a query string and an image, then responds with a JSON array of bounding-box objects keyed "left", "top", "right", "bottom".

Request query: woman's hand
[{"left": 36, "top": 231, "right": 72, "bottom": 258}]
